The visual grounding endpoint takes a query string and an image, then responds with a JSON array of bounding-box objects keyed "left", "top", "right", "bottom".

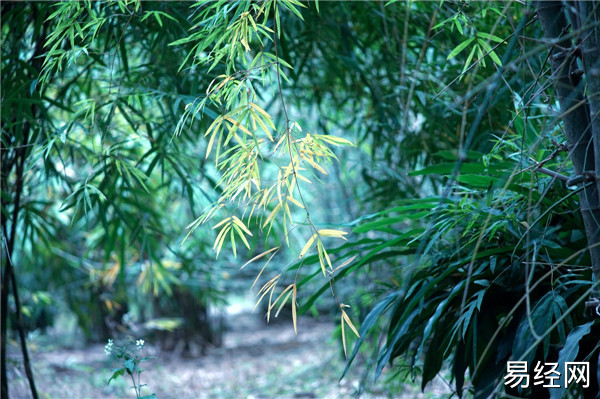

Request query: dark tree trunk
[
  {"left": 578, "top": 1, "right": 600, "bottom": 294},
  {"left": 1, "top": 3, "right": 48, "bottom": 398},
  {"left": 535, "top": 1, "right": 600, "bottom": 297}
]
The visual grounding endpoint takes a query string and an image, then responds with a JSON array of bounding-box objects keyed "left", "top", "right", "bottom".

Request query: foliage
[
  {"left": 1, "top": 0, "right": 228, "bottom": 341},
  {"left": 105, "top": 338, "right": 156, "bottom": 399},
  {"left": 336, "top": 145, "right": 595, "bottom": 397},
  {"left": 285, "top": 2, "right": 600, "bottom": 398},
  {"left": 166, "top": 0, "right": 361, "bottom": 342},
  {"left": 3, "top": 1, "right": 600, "bottom": 399}
]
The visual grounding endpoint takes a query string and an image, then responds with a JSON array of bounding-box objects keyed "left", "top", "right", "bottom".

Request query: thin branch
[{"left": 534, "top": 166, "right": 570, "bottom": 183}]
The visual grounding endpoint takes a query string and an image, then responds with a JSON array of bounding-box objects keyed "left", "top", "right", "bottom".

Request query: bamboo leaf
[
  {"left": 342, "top": 308, "right": 360, "bottom": 338},
  {"left": 341, "top": 313, "right": 347, "bottom": 358},
  {"left": 292, "top": 283, "right": 297, "bottom": 334},
  {"left": 232, "top": 216, "right": 253, "bottom": 236},
  {"left": 241, "top": 247, "right": 279, "bottom": 269},
  {"left": 446, "top": 37, "right": 475, "bottom": 60},
  {"left": 318, "top": 229, "right": 349, "bottom": 239},
  {"left": 477, "top": 32, "right": 504, "bottom": 43},
  {"left": 286, "top": 195, "right": 304, "bottom": 209},
  {"left": 299, "top": 233, "right": 318, "bottom": 259}
]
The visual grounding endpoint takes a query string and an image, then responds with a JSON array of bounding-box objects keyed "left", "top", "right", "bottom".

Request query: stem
[
  {"left": 534, "top": 166, "right": 570, "bottom": 183},
  {"left": 130, "top": 371, "right": 139, "bottom": 398}
]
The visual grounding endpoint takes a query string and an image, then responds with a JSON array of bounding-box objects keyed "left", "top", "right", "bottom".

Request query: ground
[{"left": 7, "top": 310, "right": 453, "bottom": 399}]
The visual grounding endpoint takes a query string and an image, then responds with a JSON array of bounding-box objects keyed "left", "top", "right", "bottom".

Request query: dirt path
[{"left": 7, "top": 313, "right": 452, "bottom": 398}]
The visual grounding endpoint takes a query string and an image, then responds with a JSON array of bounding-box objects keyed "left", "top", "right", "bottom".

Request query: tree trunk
[
  {"left": 578, "top": 1, "right": 600, "bottom": 295},
  {"left": 535, "top": 1, "right": 600, "bottom": 298},
  {"left": 1, "top": 4, "right": 47, "bottom": 398}
]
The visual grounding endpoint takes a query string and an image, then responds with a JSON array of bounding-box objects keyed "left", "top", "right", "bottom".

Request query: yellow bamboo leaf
[
  {"left": 341, "top": 313, "right": 347, "bottom": 358},
  {"left": 249, "top": 102, "right": 274, "bottom": 125},
  {"left": 212, "top": 217, "right": 232, "bottom": 230},
  {"left": 341, "top": 308, "right": 360, "bottom": 338},
  {"left": 251, "top": 177, "right": 261, "bottom": 191},
  {"left": 213, "top": 225, "right": 231, "bottom": 258},
  {"left": 318, "top": 134, "right": 354, "bottom": 146},
  {"left": 317, "top": 240, "right": 327, "bottom": 276},
  {"left": 251, "top": 110, "right": 274, "bottom": 141},
  {"left": 224, "top": 115, "right": 253, "bottom": 137},
  {"left": 271, "top": 283, "right": 294, "bottom": 313},
  {"left": 249, "top": 201, "right": 258, "bottom": 220},
  {"left": 213, "top": 225, "right": 230, "bottom": 250},
  {"left": 205, "top": 129, "right": 219, "bottom": 159},
  {"left": 232, "top": 225, "right": 251, "bottom": 250},
  {"left": 322, "top": 245, "right": 332, "bottom": 270},
  {"left": 288, "top": 173, "right": 297, "bottom": 194},
  {"left": 337, "top": 255, "right": 357, "bottom": 270},
  {"left": 251, "top": 263, "right": 268, "bottom": 290},
  {"left": 286, "top": 195, "right": 304, "bottom": 209},
  {"left": 258, "top": 275, "right": 279, "bottom": 294},
  {"left": 292, "top": 283, "right": 297, "bottom": 335},
  {"left": 201, "top": 205, "right": 223, "bottom": 225},
  {"left": 274, "top": 133, "right": 287, "bottom": 153},
  {"left": 206, "top": 75, "right": 231, "bottom": 95},
  {"left": 275, "top": 289, "right": 293, "bottom": 318},
  {"left": 204, "top": 116, "right": 222, "bottom": 138},
  {"left": 295, "top": 173, "right": 312, "bottom": 184},
  {"left": 266, "top": 283, "right": 277, "bottom": 323},
  {"left": 240, "top": 247, "right": 279, "bottom": 270},
  {"left": 245, "top": 179, "right": 252, "bottom": 199},
  {"left": 318, "top": 229, "right": 349, "bottom": 239},
  {"left": 259, "top": 187, "right": 272, "bottom": 207},
  {"left": 283, "top": 161, "right": 294, "bottom": 176},
  {"left": 302, "top": 156, "right": 327, "bottom": 174},
  {"left": 276, "top": 175, "right": 283, "bottom": 203},
  {"left": 263, "top": 202, "right": 281, "bottom": 228},
  {"left": 299, "top": 233, "right": 317, "bottom": 259},
  {"left": 250, "top": 251, "right": 278, "bottom": 289},
  {"left": 254, "top": 278, "right": 277, "bottom": 312},
  {"left": 232, "top": 216, "right": 253, "bottom": 236},
  {"left": 240, "top": 38, "right": 249, "bottom": 51}
]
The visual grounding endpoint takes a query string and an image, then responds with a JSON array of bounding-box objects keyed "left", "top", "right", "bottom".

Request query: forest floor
[{"left": 7, "top": 309, "right": 453, "bottom": 399}]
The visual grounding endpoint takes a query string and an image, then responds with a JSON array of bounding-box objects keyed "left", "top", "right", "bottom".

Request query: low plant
[{"left": 105, "top": 338, "right": 156, "bottom": 399}]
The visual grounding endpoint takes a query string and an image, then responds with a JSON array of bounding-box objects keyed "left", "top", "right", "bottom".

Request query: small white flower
[
  {"left": 104, "top": 338, "right": 113, "bottom": 355},
  {"left": 136, "top": 339, "right": 145, "bottom": 350}
]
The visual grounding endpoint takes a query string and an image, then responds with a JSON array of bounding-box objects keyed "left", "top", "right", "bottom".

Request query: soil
[{"left": 6, "top": 312, "right": 452, "bottom": 399}]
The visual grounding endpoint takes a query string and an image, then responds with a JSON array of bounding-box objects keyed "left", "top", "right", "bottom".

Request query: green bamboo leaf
[
  {"left": 550, "top": 322, "right": 594, "bottom": 399},
  {"left": 477, "top": 38, "right": 502, "bottom": 66},
  {"left": 477, "top": 32, "right": 504, "bottom": 43},
  {"left": 446, "top": 37, "right": 475, "bottom": 60}
]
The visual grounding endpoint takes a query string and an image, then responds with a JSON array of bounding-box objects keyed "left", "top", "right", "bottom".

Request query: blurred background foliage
[{"left": 2, "top": 1, "right": 599, "bottom": 398}]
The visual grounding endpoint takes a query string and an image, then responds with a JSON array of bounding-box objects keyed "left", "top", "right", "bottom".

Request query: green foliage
[
  {"left": 105, "top": 338, "right": 156, "bottom": 398},
  {"left": 4, "top": 1, "right": 600, "bottom": 398},
  {"left": 2, "top": 1, "right": 229, "bottom": 343},
  {"left": 324, "top": 135, "right": 598, "bottom": 397}
]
